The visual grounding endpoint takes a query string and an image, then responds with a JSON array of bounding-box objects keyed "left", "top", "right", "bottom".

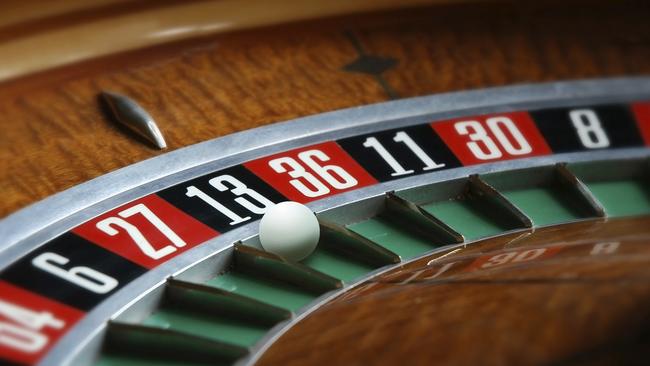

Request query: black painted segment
[
  {"left": 531, "top": 104, "right": 643, "bottom": 153},
  {"left": 157, "top": 165, "right": 287, "bottom": 233},
  {"left": 337, "top": 124, "right": 461, "bottom": 182},
  {"left": 0, "top": 232, "right": 145, "bottom": 311}
]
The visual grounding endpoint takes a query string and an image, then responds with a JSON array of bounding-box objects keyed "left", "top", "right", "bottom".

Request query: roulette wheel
[{"left": 2, "top": 1, "right": 650, "bottom": 365}]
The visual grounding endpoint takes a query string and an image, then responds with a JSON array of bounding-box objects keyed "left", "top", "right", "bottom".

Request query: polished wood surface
[
  {"left": 259, "top": 217, "right": 650, "bottom": 365},
  {"left": 0, "top": 0, "right": 444, "bottom": 81},
  {"left": 2, "top": 3, "right": 650, "bottom": 365},
  {"left": 2, "top": 1, "right": 650, "bottom": 218}
]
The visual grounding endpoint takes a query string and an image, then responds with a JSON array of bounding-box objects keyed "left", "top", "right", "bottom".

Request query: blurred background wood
[
  {"left": 1, "top": 1, "right": 649, "bottom": 217},
  {"left": 259, "top": 218, "right": 650, "bottom": 365}
]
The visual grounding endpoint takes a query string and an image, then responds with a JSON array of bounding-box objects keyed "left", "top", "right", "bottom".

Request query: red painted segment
[
  {"left": 244, "top": 141, "right": 377, "bottom": 203},
  {"left": 0, "top": 281, "right": 84, "bottom": 365},
  {"left": 73, "top": 194, "right": 219, "bottom": 269},
  {"left": 431, "top": 111, "right": 552, "bottom": 165},
  {"left": 632, "top": 101, "right": 650, "bottom": 145}
]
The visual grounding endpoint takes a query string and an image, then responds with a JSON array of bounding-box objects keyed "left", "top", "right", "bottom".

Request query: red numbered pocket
[
  {"left": 632, "top": 101, "right": 650, "bottom": 146},
  {"left": 244, "top": 141, "right": 377, "bottom": 203},
  {"left": 0, "top": 281, "right": 83, "bottom": 365},
  {"left": 73, "top": 194, "right": 218, "bottom": 269},
  {"left": 432, "top": 112, "right": 551, "bottom": 165}
]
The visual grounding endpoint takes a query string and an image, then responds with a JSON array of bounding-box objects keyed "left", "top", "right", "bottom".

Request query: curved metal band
[
  {"left": 3, "top": 77, "right": 650, "bottom": 261},
  {"left": 0, "top": 77, "right": 647, "bottom": 365}
]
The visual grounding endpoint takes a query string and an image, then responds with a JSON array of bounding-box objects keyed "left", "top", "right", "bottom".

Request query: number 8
[{"left": 569, "top": 109, "right": 610, "bottom": 148}]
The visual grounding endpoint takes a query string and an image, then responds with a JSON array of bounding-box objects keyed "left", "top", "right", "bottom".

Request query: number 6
[{"left": 32, "top": 252, "right": 118, "bottom": 294}]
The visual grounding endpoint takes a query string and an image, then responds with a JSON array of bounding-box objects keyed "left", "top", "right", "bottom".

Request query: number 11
[{"left": 363, "top": 131, "right": 445, "bottom": 176}]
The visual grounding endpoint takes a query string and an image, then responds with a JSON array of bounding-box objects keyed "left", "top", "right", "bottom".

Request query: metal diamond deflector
[{"left": 101, "top": 91, "right": 167, "bottom": 150}]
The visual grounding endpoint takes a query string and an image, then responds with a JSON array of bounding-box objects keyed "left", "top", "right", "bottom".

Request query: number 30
[{"left": 455, "top": 117, "right": 532, "bottom": 160}]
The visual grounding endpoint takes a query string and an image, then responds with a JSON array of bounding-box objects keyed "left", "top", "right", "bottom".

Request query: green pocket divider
[
  {"left": 585, "top": 180, "right": 650, "bottom": 217},
  {"left": 97, "top": 323, "right": 245, "bottom": 366},
  {"left": 421, "top": 199, "right": 506, "bottom": 240},
  {"left": 500, "top": 186, "right": 584, "bottom": 226},
  {"left": 347, "top": 217, "right": 435, "bottom": 260},
  {"left": 97, "top": 354, "right": 216, "bottom": 366},
  {"left": 300, "top": 247, "right": 376, "bottom": 283},
  {"left": 143, "top": 308, "right": 268, "bottom": 348},
  {"left": 206, "top": 272, "right": 316, "bottom": 312}
]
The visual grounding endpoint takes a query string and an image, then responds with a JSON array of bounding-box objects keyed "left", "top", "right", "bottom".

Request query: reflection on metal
[
  {"left": 233, "top": 243, "right": 343, "bottom": 294},
  {"left": 101, "top": 91, "right": 167, "bottom": 149},
  {"left": 165, "top": 279, "right": 291, "bottom": 325},
  {"left": 6, "top": 78, "right": 647, "bottom": 366},
  {"left": 555, "top": 163, "right": 606, "bottom": 218},
  {"left": 318, "top": 219, "right": 401, "bottom": 265},
  {"left": 383, "top": 191, "right": 465, "bottom": 244},
  {"left": 469, "top": 175, "right": 533, "bottom": 228},
  {"left": 104, "top": 322, "right": 247, "bottom": 364}
]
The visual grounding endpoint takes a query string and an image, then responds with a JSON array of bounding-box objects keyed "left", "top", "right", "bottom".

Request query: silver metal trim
[
  {"left": 44, "top": 148, "right": 650, "bottom": 366},
  {"left": 101, "top": 91, "right": 167, "bottom": 149},
  {"left": 3, "top": 77, "right": 650, "bottom": 260},
  {"left": 0, "top": 77, "right": 644, "bottom": 365}
]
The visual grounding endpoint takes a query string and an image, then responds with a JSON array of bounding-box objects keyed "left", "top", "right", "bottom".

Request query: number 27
[{"left": 96, "top": 204, "right": 185, "bottom": 260}]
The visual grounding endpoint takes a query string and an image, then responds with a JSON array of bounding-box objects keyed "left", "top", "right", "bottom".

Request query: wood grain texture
[
  {"left": 258, "top": 217, "right": 650, "bottom": 365},
  {"left": 2, "top": 1, "right": 650, "bottom": 217},
  {"left": 0, "top": 0, "right": 443, "bottom": 81}
]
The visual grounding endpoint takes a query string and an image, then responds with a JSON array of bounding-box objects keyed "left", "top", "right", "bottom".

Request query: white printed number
[
  {"left": 455, "top": 117, "right": 532, "bottom": 160},
  {"left": 569, "top": 109, "right": 610, "bottom": 148},
  {"left": 363, "top": 131, "right": 445, "bottom": 176},
  {"left": 186, "top": 174, "right": 275, "bottom": 226},
  {"left": 269, "top": 150, "right": 357, "bottom": 197},
  {"left": 96, "top": 204, "right": 185, "bottom": 260},
  {"left": 32, "top": 252, "right": 118, "bottom": 294},
  {"left": 0, "top": 300, "right": 64, "bottom": 353}
]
